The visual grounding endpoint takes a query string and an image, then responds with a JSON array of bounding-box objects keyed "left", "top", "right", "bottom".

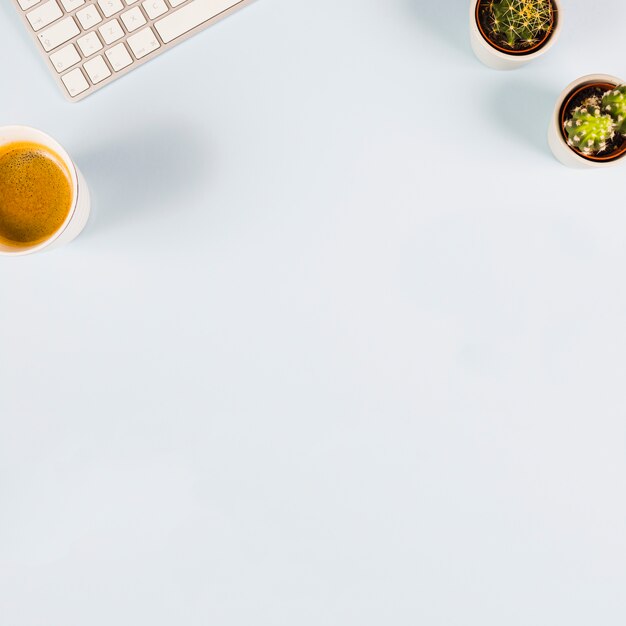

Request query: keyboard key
[
  {"left": 83, "top": 55, "right": 111, "bottom": 83},
  {"left": 127, "top": 26, "right": 160, "bottom": 58},
  {"left": 18, "top": 0, "right": 248, "bottom": 100},
  {"left": 49, "top": 43, "right": 80, "bottom": 72},
  {"left": 18, "top": 0, "right": 41, "bottom": 10},
  {"left": 60, "top": 0, "right": 85, "bottom": 10},
  {"left": 99, "top": 19, "right": 124, "bottom": 43},
  {"left": 77, "top": 31, "right": 103, "bottom": 56},
  {"left": 27, "top": 0, "right": 63, "bottom": 32},
  {"left": 105, "top": 42, "right": 133, "bottom": 71},
  {"left": 62, "top": 67, "right": 89, "bottom": 97},
  {"left": 155, "top": 0, "right": 236, "bottom": 44},
  {"left": 97, "top": 0, "right": 123, "bottom": 17},
  {"left": 76, "top": 4, "right": 102, "bottom": 28},
  {"left": 38, "top": 16, "right": 79, "bottom": 51},
  {"left": 142, "top": 0, "right": 167, "bottom": 19},
  {"left": 121, "top": 6, "right": 146, "bottom": 32}
]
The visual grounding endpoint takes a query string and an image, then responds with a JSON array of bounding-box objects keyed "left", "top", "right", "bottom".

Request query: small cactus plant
[
  {"left": 563, "top": 85, "right": 626, "bottom": 157},
  {"left": 565, "top": 99, "right": 616, "bottom": 156},
  {"left": 602, "top": 86, "right": 626, "bottom": 135},
  {"left": 489, "top": 0, "right": 555, "bottom": 50}
]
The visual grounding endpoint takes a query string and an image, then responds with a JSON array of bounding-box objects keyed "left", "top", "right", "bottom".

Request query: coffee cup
[{"left": 0, "top": 125, "right": 90, "bottom": 256}]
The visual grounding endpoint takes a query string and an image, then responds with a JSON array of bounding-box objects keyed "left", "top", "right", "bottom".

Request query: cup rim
[{"left": 0, "top": 125, "right": 79, "bottom": 256}]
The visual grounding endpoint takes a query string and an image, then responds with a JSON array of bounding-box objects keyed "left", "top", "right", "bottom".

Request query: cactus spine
[
  {"left": 602, "top": 86, "right": 626, "bottom": 135},
  {"left": 489, "top": 0, "right": 555, "bottom": 50},
  {"left": 563, "top": 85, "right": 626, "bottom": 157},
  {"left": 565, "top": 99, "right": 616, "bottom": 156}
]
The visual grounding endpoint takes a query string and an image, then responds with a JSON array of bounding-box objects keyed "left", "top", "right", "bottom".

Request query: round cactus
[
  {"left": 490, "top": 0, "right": 554, "bottom": 50},
  {"left": 602, "top": 85, "right": 626, "bottom": 135},
  {"left": 565, "top": 101, "right": 616, "bottom": 156}
]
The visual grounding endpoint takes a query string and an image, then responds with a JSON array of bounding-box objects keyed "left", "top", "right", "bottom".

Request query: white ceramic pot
[
  {"left": 548, "top": 74, "right": 626, "bottom": 169},
  {"left": 0, "top": 125, "right": 90, "bottom": 256},
  {"left": 470, "top": 0, "right": 562, "bottom": 70}
]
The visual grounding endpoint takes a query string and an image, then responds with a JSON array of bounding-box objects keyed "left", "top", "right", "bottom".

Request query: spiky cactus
[
  {"left": 490, "top": 0, "right": 555, "bottom": 50},
  {"left": 565, "top": 99, "right": 616, "bottom": 156},
  {"left": 602, "top": 86, "right": 626, "bottom": 135}
]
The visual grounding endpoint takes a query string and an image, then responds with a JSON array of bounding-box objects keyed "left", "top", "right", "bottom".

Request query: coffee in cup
[
  {"left": 0, "top": 126, "right": 91, "bottom": 256},
  {"left": 0, "top": 141, "right": 73, "bottom": 248}
]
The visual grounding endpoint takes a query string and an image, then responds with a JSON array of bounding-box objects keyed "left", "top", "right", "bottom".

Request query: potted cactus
[
  {"left": 470, "top": 0, "right": 562, "bottom": 70},
  {"left": 548, "top": 75, "right": 626, "bottom": 168}
]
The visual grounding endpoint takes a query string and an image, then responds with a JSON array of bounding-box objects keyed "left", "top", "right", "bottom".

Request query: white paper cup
[{"left": 0, "top": 126, "right": 90, "bottom": 256}]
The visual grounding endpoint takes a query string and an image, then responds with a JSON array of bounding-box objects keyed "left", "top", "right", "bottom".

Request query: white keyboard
[{"left": 11, "top": 0, "right": 251, "bottom": 101}]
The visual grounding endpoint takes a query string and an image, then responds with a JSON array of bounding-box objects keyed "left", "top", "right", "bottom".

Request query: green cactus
[
  {"left": 565, "top": 99, "right": 616, "bottom": 156},
  {"left": 489, "top": 0, "right": 555, "bottom": 50},
  {"left": 602, "top": 85, "right": 626, "bottom": 135}
]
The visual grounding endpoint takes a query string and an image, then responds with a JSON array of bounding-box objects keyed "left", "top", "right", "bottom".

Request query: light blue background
[{"left": 1, "top": 0, "right": 625, "bottom": 624}]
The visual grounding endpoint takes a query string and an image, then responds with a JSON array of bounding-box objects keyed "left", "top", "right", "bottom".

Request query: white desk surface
[{"left": 1, "top": 0, "right": 625, "bottom": 623}]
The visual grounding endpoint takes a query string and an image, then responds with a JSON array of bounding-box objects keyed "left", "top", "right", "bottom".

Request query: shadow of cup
[{"left": 74, "top": 124, "right": 207, "bottom": 237}]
